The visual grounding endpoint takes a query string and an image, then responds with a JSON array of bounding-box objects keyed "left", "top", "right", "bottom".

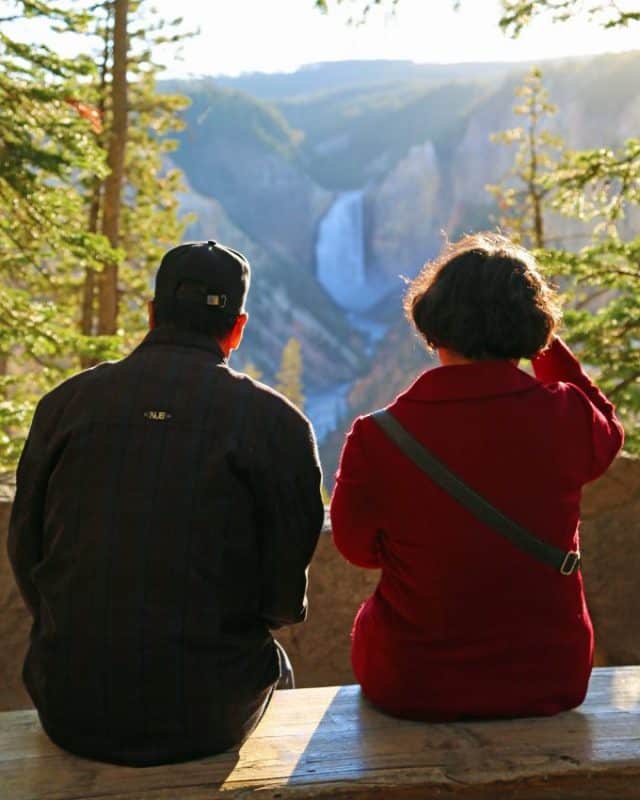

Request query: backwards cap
[{"left": 154, "top": 240, "right": 250, "bottom": 314}]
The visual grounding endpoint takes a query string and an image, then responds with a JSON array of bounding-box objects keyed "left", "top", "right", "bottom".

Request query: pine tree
[
  {"left": 0, "top": 1, "right": 191, "bottom": 470},
  {"left": 79, "top": 0, "right": 191, "bottom": 351},
  {"left": 497, "top": 1, "right": 640, "bottom": 35},
  {"left": 275, "top": 338, "right": 305, "bottom": 410},
  {"left": 242, "top": 360, "right": 263, "bottom": 382},
  {"left": 488, "top": 4, "right": 640, "bottom": 448},
  {"left": 539, "top": 144, "right": 640, "bottom": 445},
  {"left": 0, "top": 1, "right": 114, "bottom": 469},
  {"left": 314, "top": 0, "right": 399, "bottom": 16},
  {"left": 98, "top": 0, "right": 129, "bottom": 336},
  {"left": 487, "top": 68, "right": 563, "bottom": 249}
]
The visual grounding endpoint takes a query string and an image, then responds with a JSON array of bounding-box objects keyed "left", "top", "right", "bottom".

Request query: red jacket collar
[{"left": 398, "top": 359, "right": 540, "bottom": 404}]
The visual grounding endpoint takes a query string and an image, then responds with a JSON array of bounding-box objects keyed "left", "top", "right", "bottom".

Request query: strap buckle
[{"left": 559, "top": 550, "right": 581, "bottom": 576}]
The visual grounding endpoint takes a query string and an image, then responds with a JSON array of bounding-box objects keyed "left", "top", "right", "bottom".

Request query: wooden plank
[
  {"left": 5, "top": 664, "right": 638, "bottom": 762},
  {"left": 0, "top": 667, "right": 639, "bottom": 800},
  {"left": 1, "top": 700, "right": 638, "bottom": 767},
  {"left": 3, "top": 684, "right": 638, "bottom": 765}
]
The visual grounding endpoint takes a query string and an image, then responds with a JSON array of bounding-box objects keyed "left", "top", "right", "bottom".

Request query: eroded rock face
[
  {"left": 448, "top": 67, "right": 640, "bottom": 241},
  {"left": 178, "top": 177, "right": 365, "bottom": 391},
  {"left": 205, "top": 145, "right": 332, "bottom": 269},
  {"left": 276, "top": 516, "right": 380, "bottom": 689},
  {"left": 0, "top": 491, "right": 31, "bottom": 711},
  {"left": 581, "top": 453, "right": 640, "bottom": 666},
  {"left": 175, "top": 131, "right": 332, "bottom": 271},
  {"left": 450, "top": 92, "right": 515, "bottom": 219},
  {"left": 171, "top": 81, "right": 333, "bottom": 272},
  {"left": 1, "top": 453, "right": 638, "bottom": 707},
  {"left": 367, "top": 141, "right": 442, "bottom": 283}
]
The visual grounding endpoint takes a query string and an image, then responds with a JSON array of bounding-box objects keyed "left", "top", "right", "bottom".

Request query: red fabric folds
[{"left": 331, "top": 338, "right": 623, "bottom": 720}]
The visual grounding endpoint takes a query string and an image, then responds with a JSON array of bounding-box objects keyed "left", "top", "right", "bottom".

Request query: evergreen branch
[
  {"left": 609, "top": 371, "right": 640, "bottom": 399},
  {"left": 498, "top": 1, "right": 640, "bottom": 36}
]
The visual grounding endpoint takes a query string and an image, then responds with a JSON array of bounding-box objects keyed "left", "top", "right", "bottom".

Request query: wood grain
[{"left": 1, "top": 667, "right": 639, "bottom": 800}]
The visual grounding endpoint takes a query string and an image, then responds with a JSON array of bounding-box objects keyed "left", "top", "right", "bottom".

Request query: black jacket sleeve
[
  {"left": 8, "top": 392, "right": 65, "bottom": 617},
  {"left": 250, "top": 402, "right": 324, "bottom": 629}
]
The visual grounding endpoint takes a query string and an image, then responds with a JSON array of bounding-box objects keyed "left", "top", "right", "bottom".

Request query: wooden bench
[{"left": 1, "top": 666, "right": 639, "bottom": 800}]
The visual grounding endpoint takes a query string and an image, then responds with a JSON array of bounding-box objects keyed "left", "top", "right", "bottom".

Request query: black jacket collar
[{"left": 136, "top": 326, "right": 226, "bottom": 362}]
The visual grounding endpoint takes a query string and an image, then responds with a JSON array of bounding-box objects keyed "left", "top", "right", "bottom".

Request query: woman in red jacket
[{"left": 331, "top": 233, "right": 623, "bottom": 721}]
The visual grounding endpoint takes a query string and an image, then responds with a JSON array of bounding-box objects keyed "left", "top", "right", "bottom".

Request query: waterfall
[
  {"left": 310, "top": 190, "right": 392, "bottom": 442},
  {"left": 316, "top": 190, "right": 387, "bottom": 312}
]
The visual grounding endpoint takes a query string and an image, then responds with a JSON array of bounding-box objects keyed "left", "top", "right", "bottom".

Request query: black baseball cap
[{"left": 154, "top": 240, "right": 250, "bottom": 314}]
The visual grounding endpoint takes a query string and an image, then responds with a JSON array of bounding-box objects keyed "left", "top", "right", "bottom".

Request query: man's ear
[
  {"left": 148, "top": 300, "right": 156, "bottom": 330},
  {"left": 228, "top": 313, "right": 249, "bottom": 351}
]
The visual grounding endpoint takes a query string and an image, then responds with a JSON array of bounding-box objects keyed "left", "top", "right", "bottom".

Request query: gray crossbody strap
[{"left": 370, "top": 409, "right": 580, "bottom": 576}]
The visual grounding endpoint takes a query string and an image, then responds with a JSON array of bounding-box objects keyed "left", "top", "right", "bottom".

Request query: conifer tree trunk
[
  {"left": 81, "top": 187, "right": 102, "bottom": 338},
  {"left": 80, "top": 187, "right": 101, "bottom": 368},
  {"left": 98, "top": 0, "right": 128, "bottom": 335},
  {"left": 527, "top": 106, "right": 545, "bottom": 250},
  {"left": 81, "top": 9, "right": 110, "bottom": 350}
]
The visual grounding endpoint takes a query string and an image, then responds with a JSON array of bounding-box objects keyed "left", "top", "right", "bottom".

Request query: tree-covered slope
[{"left": 165, "top": 79, "right": 329, "bottom": 268}]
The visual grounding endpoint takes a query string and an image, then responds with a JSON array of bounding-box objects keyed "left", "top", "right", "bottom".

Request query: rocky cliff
[
  {"left": 169, "top": 80, "right": 332, "bottom": 270},
  {"left": 449, "top": 53, "right": 640, "bottom": 238},
  {"left": 367, "top": 140, "right": 443, "bottom": 282},
  {"left": 178, "top": 175, "right": 365, "bottom": 389}
]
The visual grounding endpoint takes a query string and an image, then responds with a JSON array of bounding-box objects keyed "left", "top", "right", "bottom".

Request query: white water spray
[{"left": 315, "top": 190, "right": 389, "bottom": 312}]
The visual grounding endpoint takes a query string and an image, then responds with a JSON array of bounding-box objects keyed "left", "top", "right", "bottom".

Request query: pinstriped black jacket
[{"left": 8, "top": 326, "right": 324, "bottom": 765}]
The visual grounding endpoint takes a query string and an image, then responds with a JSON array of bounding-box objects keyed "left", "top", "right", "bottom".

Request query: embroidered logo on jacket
[{"left": 143, "top": 411, "right": 173, "bottom": 421}]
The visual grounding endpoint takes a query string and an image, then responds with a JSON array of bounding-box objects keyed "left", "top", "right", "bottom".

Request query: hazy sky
[{"left": 12, "top": 0, "right": 640, "bottom": 76}]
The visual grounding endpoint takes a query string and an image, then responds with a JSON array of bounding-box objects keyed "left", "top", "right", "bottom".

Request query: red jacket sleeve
[
  {"left": 531, "top": 337, "right": 624, "bottom": 483},
  {"left": 330, "top": 417, "right": 382, "bottom": 569}
]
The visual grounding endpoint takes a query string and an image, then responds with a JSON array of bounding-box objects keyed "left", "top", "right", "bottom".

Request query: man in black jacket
[{"left": 8, "top": 240, "right": 324, "bottom": 766}]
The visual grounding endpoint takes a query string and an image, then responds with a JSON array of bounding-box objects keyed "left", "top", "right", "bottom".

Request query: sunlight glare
[{"left": 221, "top": 687, "right": 343, "bottom": 786}]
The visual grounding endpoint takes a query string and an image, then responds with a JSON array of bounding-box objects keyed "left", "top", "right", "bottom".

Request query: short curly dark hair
[{"left": 404, "top": 233, "right": 560, "bottom": 360}]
